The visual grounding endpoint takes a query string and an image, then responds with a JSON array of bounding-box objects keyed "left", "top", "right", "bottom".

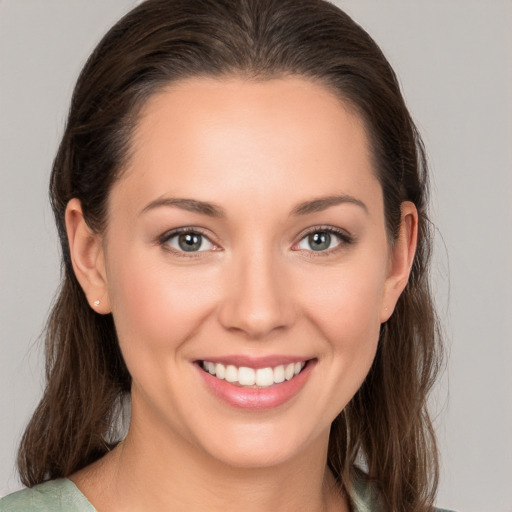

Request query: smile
[
  {"left": 200, "top": 360, "right": 306, "bottom": 388},
  {"left": 196, "top": 357, "right": 315, "bottom": 409}
]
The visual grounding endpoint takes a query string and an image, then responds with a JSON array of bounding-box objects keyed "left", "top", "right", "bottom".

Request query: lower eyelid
[
  {"left": 169, "top": 234, "right": 213, "bottom": 252},
  {"left": 294, "top": 228, "right": 354, "bottom": 251},
  {"left": 158, "top": 229, "right": 217, "bottom": 253},
  {"left": 157, "top": 227, "right": 353, "bottom": 255}
]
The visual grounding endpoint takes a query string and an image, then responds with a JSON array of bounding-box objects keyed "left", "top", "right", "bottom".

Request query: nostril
[
  {"left": 216, "top": 262, "right": 297, "bottom": 338},
  {"left": 218, "top": 303, "right": 295, "bottom": 339}
]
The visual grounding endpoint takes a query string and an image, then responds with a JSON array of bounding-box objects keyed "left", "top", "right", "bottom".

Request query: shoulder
[
  {"left": 350, "top": 473, "right": 383, "bottom": 512},
  {"left": 350, "top": 474, "right": 456, "bottom": 512},
  {"left": 0, "top": 479, "right": 96, "bottom": 512}
]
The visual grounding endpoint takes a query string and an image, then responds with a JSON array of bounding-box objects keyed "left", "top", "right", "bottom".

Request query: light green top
[
  {"left": 0, "top": 478, "right": 453, "bottom": 511},
  {"left": 0, "top": 480, "right": 94, "bottom": 512}
]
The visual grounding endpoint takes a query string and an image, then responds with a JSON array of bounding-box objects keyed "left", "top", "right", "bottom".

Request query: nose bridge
[{"left": 218, "top": 242, "right": 294, "bottom": 338}]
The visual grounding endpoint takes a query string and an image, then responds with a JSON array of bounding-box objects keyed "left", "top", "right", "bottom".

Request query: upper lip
[{"left": 195, "top": 355, "right": 313, "bottom": 369}]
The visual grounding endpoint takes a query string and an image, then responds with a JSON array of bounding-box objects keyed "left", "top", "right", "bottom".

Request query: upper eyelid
[
  {"left": 158, "top": 226, "right": 215, "bottom": 243},
  {"left": 296, "top": 225, "right": 353, "bottom": 241},
  {"left": 291, "top": 227, "right": 354, "bottom": 259},
  {"left": 157, "top": 225, "right": 353, "bottom": 249},
  {"left": 158, "top": 228, "right": 219, "bottom": 256}
]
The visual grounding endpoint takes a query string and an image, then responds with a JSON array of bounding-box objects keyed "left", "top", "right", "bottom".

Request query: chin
[{"left": 188, "top": 418, "right": 328, "bottom": 471}]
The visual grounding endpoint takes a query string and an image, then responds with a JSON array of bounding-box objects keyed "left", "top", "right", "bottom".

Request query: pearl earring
[{"left": 93, "top": 300, "right": 100, "bottom": 307}]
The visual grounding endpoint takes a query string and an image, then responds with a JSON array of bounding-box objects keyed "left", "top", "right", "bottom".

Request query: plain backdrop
[{"left": 1, "top": 1, "right": 511, "bottom": 511}]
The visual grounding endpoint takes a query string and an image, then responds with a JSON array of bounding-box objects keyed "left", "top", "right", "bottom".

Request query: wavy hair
[{"left": 18, "top": 1, "right": 443, "bottom": 510}]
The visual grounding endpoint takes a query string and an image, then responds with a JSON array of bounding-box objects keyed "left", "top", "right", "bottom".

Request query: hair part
[{"left": 18, "top": 1, "right": 443, "bottom": 511}]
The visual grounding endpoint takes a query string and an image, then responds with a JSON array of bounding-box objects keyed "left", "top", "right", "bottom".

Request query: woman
[{"left": 1, "top": 0, "right": 448, "bottom": 510}]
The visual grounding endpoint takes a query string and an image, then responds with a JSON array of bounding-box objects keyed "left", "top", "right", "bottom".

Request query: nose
[{"left": 217, "top": 248, "right": 296, "bottom": 339}]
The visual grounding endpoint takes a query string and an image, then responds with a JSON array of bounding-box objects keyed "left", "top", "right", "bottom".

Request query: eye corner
[
  {"left": 157, "top": 227, "right": 221, "bottom": 256},
  {"left": 292, "top": 226, "right": 355, "bottom": 255}
]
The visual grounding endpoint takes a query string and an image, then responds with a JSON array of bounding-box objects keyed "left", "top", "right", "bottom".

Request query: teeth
[
  {"left": 238, "top": 367, "right": 255, "bottom": 386},
  {"left": 215, "top": 363, "right": 225, "bottom": 379},
  {"left": 225, "top": 365, "right": 238, "bottom": 383},
  {"left": 255, "top": 367, "right": 274, "bottom": 387},
  {"left": 273, "top": 365, "right": 285, "bottom": 384},
  {"left": 201, "top": 360, "right": 306, "bottom": 387}
]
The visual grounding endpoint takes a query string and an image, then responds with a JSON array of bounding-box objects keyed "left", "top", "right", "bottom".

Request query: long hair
[{"left": 18, "top": 1, "right": 443, "bottom": 510}]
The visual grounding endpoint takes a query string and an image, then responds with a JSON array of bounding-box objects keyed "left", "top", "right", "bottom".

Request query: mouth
[
  {"left": 198, "top": 360, "right": 308, "bottom": 388},
  {"left": 195, "top": 357, "right": 315, "bottom": 410}
]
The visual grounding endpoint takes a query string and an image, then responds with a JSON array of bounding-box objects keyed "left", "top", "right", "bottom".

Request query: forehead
[{"left": 113, "top": 76, "right": 380, "bottom": 216}]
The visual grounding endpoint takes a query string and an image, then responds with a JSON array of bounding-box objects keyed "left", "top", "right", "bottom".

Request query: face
[{"left": 83, "top": 77, "right": 413, "bottom": 469}]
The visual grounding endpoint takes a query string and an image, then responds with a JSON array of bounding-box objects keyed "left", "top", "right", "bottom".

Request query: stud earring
[{"left": 93, "top": 300, "right": 100, "bottom": 307}]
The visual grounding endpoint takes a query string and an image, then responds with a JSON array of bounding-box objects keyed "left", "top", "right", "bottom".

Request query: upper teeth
[{"left": 201, "top": 361, "right": 306, "bottom": 387}]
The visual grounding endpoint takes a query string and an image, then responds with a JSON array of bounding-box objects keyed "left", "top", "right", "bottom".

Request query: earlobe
[
  {"left": 65, "top": 198, "right": 111, "bottom": 314},
  {"left": 380, "top": 201, "right": 418, "bottom": 323}
]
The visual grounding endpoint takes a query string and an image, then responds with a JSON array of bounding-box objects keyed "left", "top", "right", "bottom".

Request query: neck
[
  {"left": 115, "top": 428, "right": 343, "bottom": 511},
  {"left": 72, "top": 401, "right": 348, "bottom": 512}
]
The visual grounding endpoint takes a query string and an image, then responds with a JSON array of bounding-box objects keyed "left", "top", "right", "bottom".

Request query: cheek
[
  {"left": 280, "top": 256, "right": 388, "bottom": 426},
  {"left": 106, "top": 249, "right": 219, "bottom": 354},
  {"left": 303, "top": 261, "right": 387, "bottom": 345}
]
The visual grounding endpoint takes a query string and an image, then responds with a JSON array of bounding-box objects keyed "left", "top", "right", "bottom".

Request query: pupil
[
  {"left": 309, "top": 232, "right": 330, "bottom": 251},
  {"left": 178, "top": 233, "right": 202, "bottom": 252}
]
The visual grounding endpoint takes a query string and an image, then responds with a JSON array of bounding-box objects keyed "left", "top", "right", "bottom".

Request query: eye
[
  {"left": 161, "top": 229, "right": 216, "bottom": 253},
  {"left": 295, "top": 228, "right": 352, "bottom": 252}
]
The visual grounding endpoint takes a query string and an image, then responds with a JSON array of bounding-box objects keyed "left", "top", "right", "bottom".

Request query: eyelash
[
  {"left": 158, "top": 227, "right": 219, "bottom": 258},
  {"left": 293, "top": 226, "right": 355, "bottom": 256},
  {"left": 157, "top": 226, "right": 355, "bottom": 257}
]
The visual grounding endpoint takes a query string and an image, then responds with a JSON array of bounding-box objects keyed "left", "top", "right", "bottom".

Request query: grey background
[{"left": 1, "top": 1, "right": 511, "bottom": 510}]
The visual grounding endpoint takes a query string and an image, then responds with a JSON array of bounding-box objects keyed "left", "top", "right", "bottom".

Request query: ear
[
  {"left": 65, "top": 198, "right": 111, "bottom": 314},
  {"left": 380, "top": 201, "right": 418, "bottom": 323}
]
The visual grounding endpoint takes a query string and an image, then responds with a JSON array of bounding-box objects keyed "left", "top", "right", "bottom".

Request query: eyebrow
[
  {"left": 291, "top": 195, "right": 368, "bottom": 216},
  {"left": 141, "top": 197, "right": 226, "bottom": 218},
  {"left": 141, "top": 194, "right": 367, "bottom": 218}
]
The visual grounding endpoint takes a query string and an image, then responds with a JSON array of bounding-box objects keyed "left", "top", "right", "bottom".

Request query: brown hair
[{"left": 18, "top": 1, "right": 443, "bottom": 510}]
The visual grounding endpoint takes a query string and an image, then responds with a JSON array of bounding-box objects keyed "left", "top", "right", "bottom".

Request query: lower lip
[{"left": 196, "top": 361, "right": 316, "bottom": 410}]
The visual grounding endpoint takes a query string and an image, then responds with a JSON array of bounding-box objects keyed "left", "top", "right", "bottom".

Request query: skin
[{"left": 66, "top": 77, "right": 417, "bottom": 512}]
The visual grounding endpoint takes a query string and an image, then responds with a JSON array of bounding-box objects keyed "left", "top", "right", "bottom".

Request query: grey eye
[
  {"left": 297, "top": 230, "right": 341, "bottom": 252},
  {"left": 308, "top": 232, "right": 331, "bottom": 251},
  {"left": 166, "top": 232, "right": 214, "bottom": 252}
]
